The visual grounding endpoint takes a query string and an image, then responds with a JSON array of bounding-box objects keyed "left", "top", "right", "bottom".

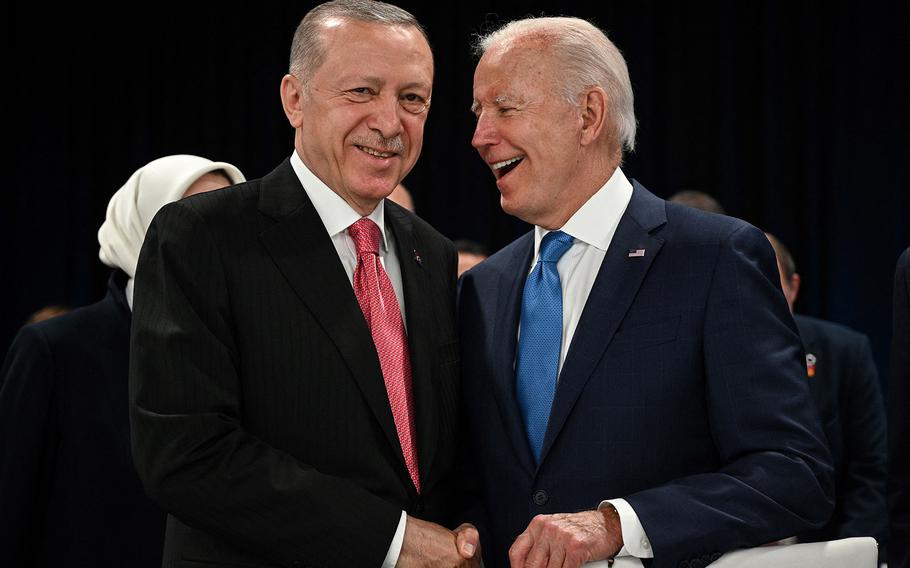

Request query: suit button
[
  {"left": 414, "top": 500, "right": 424, "bottom": 515},
  {"left": 532, "top": 490, "right": 548, "bottom": 506}
]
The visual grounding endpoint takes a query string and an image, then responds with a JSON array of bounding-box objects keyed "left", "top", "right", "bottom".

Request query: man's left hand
[{"left": 508, "top": 507, "right": 623, "bottom": 568}]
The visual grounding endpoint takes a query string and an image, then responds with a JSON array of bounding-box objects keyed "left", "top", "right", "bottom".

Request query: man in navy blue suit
[
  {"left": 764, "top": 234, "right": 888, "bottom": 557},
  {"left": 889, "top": 247, "right": 910, "bottom": 568},
  {"left": 459, "top": 17, "right": 834, "bottom": 568}
]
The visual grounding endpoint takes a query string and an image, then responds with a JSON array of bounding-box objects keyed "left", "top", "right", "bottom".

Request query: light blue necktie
[{"left": 516, "top": 230, "right": 574, "bottom": 462}]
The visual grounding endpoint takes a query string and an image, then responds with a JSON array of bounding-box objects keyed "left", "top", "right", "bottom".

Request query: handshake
[{"left": 398, "top": 507, "right": 623, "bottom": 568}]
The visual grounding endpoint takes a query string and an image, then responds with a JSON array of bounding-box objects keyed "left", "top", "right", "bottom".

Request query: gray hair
[
  {"left": 289, "top": 0, "right": 429, "bottom": 89},
  {"left": 475, "top": 17, "right": 636, "bottom": 152}
]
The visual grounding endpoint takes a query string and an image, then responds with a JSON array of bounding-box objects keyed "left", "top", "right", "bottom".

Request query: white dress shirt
[
  {"left": 526, "top": 167, "right": 653, "bottom": 561},
  {"left": 290, "top": 152, "right": 408, "bottom": 567}
]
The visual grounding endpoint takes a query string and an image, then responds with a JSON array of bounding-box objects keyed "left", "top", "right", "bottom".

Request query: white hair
[
  {"left": 476, "top": 17, "right": 636, "bottom": 152},
  {"left": 289, "top": 0, "right": 429, "bottom": 90}
]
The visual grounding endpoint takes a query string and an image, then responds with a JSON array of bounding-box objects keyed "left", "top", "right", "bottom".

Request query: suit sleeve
[
  {"left": 888, "top": 248, "right": 910, "bottom": 568},
  {"left": 837, "top": 334, "right": 888, "bottom": 545},
  {"left": 129, "top": 202, "right": 401, "bottom": 567},
  {"left": 625, "top": 224, "right": 835, "bottom": 563},
  {"left": 0, "top": 326, "right": 57, "bottom": 565}
]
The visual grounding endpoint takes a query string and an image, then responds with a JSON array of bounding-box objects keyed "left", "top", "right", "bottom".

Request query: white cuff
[
  {"left": 599, "top": 498, "right": 654, "bottom": 559},
  {"left": 381, "top": 510, "right": 408, "bottom": 567}
]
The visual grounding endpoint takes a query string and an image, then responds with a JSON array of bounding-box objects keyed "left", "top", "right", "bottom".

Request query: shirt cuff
[
  {"left": 381, "top": 510, "right": 408, "bottom": 568},
  {"left": 599, "top": 498, "right": 654, "bottom": 559}
]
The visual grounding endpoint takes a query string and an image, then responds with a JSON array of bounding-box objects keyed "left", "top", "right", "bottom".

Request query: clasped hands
[{"left": 398, "top": 506, "right": 622, "bottom": 568}]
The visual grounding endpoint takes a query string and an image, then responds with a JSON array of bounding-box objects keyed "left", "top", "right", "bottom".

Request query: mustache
[{"left": 352, "top": 134, "right": 405, "bottom": 154}]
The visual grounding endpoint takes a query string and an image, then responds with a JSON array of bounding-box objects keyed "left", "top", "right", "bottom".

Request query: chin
[{"left": 500, "top": 197, "right": 525, "bottom": 221}]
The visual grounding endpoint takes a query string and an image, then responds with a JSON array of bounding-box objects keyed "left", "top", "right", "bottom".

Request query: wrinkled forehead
[
  {"left": 322, "top": 19, "right": 433, "bottom": 65},
  {"left": 474, "top": 41, "right": 556, "bottom": 99}
]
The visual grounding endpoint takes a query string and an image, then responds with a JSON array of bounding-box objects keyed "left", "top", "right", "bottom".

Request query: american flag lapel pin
[
  {"left": 412, "top": 249, "right": 423, "bottom": 267},
  {"left": 628, "top": 248, "right": 646, "bottom": 258}
]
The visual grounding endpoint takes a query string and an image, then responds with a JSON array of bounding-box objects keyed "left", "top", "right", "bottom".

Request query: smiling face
[
  {"left": 472, "top": 42, "right": 588, "bottom": 227},
  {"left": 282, "top": 19, "right": 433, "bottom": 215}
]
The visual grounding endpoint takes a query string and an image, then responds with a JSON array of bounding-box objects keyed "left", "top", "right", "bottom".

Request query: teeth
[
  {"left": 358, "top": 146, "right": 395, "bottom": 158},
  {"left": 493, "top": 156, "right": 524, "bottom": 170}
]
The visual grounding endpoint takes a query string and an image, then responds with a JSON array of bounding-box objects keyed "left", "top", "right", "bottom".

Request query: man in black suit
[
  {"left": 765, "top": 234, "right": 888, "bottom": 556},
  {"left": 889, "top": 247, "right": 910, "bottom": 568},
  {"left": 129, "top": 2, "right": 478, "bottom": 567}
]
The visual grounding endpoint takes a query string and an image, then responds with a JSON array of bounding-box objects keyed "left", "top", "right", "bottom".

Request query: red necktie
[{"left": 348, "top": 218, "right": 420, "bottom": 493}]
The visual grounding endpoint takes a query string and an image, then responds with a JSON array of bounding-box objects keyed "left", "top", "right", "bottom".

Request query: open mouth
[
  {"left": 492, "top": 155, "right": 524, "bottom": 179},
  {"left": 356, "top": 145, "right": 397, "bottom": 159}
]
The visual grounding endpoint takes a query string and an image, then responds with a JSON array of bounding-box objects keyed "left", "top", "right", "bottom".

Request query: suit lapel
[
  {"left": 490, "top": 234, "right": 538, "bottom": 476},
  {"left": 256, "top": 161, "right": 402, "bottom": 463},
  {"left": 538, "top": 183, "right": 667, "bottom": 466},
  {"left": 385, "top": 203, "right": 439, "bottom": 489}
]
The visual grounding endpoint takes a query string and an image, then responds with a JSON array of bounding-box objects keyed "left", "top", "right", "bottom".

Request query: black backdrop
[{"left": 6, "top": 1, "right": 908, "bottom": 393}]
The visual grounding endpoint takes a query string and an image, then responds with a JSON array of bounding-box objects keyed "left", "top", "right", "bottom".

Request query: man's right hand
[{"left": 397, "top": 516, "right": 481, "bottom": 567}]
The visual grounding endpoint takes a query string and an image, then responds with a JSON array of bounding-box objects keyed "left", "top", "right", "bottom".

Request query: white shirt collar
[
  {"left": 290, "top": 151, "right": 389, "bottom": 252},
  {"left": 534, "top": 166, "right": 634, "bottom": 254}
]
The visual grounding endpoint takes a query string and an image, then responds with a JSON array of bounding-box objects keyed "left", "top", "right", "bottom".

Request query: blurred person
[
  {"left": 0, "top": 154, "right": 243, "bottom": 568},
  {"left": 128, "top": 2, "right": 478, "bottom": 567},
  {"left": 454, "top": 239, "right": 488, "bottom": 277},
  {"left": 667, "top": 189, "right": 726, "bottom": 215},
  {"left": 766, "top": 233, "right": 888, "bottom": 559},
  {"left": 389, "top": 181, "right": 415, "bottom": 212},
  {"left": 459, "top": 16, "right": 833, "bottom": 568},
  {"left": 889, "top": 247, "right": 910, "bottom": 568}
]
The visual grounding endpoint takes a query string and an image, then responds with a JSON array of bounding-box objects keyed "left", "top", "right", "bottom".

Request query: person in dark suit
[
  {"left": 764, "top": 234, "right": 888, "bottom": 556},
  {"left": 890, "top": 247, "right": 910, "bottom": 568},
  {"left": 128, "top": 2, "right": 478, "bottom": 567},
  {"left": 459, "top": 16, "right": 834, "bottom": 568},
  {"left": 0, "top": 154, "right": 243, "bottom": 568}
]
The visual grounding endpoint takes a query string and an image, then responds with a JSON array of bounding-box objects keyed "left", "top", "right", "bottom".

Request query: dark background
[{"left": 6, "top": 1, "right": 908, "bottom": 394}]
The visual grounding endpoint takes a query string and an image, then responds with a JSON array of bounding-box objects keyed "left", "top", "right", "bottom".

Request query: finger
[
  {"left": 545, "top": 542, "right": 565, "bottom": 568},
  {"left": 524, "top": 533, "right": 551, "bottom": 568},
  {"left": 454, "top": 523, "right": 480, "bottom": 558},
  {"left": 510, "top": 531, "right": 534, "bottom": 568}
]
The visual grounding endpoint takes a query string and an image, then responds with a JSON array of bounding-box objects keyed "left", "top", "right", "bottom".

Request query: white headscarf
[{"left": 98, "top": 154, "right": 245, "bottom": 279}]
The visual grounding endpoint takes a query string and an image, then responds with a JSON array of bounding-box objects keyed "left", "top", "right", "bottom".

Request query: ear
[
  {"left": 787, "top": 272, "right": 801, "bottom": 308},
  {"left": 579, "top": 86, "right": 608, "bottom": 146},
  {"left": 280, "top": 74, "right": 305, "bottom": 128}
]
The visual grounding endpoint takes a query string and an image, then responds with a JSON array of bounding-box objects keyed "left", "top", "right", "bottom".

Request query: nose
[
  {"left": 367, "top": 94, "right": 405, "bottom": 140},
  {"left": 472, "top": 111, "right": 499, "bottom": 149}
]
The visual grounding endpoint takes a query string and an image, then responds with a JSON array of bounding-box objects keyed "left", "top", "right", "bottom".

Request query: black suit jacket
[
  {"left": 889, "top": 247, "right": 910, "bottom": 568},
  {"left": 129, "top": 159, "right": 461, "bottom": 567},
  {"left": 458, "top": 183, "right": 834, "bottom": 568},
  {"left": 793, "top": 315, "right": 887, "bottom": 553},
  {"left": 0, "top": 270, "right": 166, "bottom": 568}
]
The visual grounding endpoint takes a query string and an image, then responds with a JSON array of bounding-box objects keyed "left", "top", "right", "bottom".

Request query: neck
[{"left": 536, "top": 155, "right": 621, "bottom": 230}]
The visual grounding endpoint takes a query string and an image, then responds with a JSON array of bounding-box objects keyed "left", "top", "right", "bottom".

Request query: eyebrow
[
  {"left": 470, "top": 94, "right": 522, "bottom": 114},
  {"left": 339, "top": 75, "right": 430, "bottom": 92}
]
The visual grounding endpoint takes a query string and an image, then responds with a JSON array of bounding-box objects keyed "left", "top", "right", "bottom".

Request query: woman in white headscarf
[{"left": 0, "top": 155, "right": 244, "bottom": 568}]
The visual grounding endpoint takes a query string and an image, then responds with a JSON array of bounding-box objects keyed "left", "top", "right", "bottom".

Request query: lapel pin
[
  {"left": 628, "top": 248, "right": 646, "bottom": 258},
  {"left": 806, "top": 353, "right": 816, "bottom": 378},
  {"left": 412, "top": 249, "right": 423, "bottom": 267}
]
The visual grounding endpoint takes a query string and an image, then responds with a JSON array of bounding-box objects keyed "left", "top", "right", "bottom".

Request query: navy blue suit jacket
[
  {"left": 889, "top": 247, "right": 910, "bottom": 568},
  {"left": 0, "top": 271, "right": 166, "bottom": 567},
  {"left": 793, "top": 314, "right": 887, "bottom": 554},
  {"left": 458, "top": 182, "right": 834, "bottom": 568}
]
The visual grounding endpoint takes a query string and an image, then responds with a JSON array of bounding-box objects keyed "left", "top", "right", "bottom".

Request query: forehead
[
  {"left": 316, "top": 20, "right": 434, "bottom": 84},
  {"left": 473, "top": 42, "right": 555, "bottom": 99}
]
